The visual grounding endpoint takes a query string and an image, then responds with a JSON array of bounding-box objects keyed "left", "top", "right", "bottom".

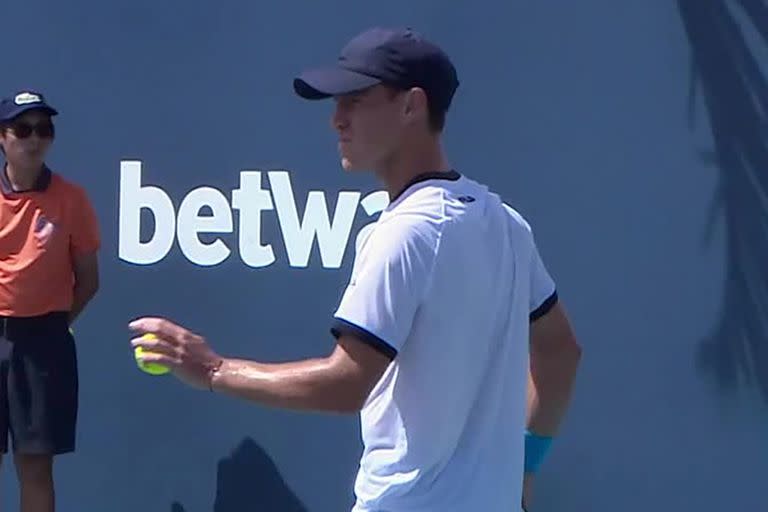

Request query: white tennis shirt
[{"left": 331, "top": 171, "right": 558, "bottom": 512}]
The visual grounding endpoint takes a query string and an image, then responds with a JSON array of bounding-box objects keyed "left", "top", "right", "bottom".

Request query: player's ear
[{"left": 403, "top": 87, "right": 429, "bottom": 126}]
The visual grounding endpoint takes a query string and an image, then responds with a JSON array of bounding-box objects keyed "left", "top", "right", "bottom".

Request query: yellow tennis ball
[{"left": 134, "top": 334, "right": 170, "bottom": 376}]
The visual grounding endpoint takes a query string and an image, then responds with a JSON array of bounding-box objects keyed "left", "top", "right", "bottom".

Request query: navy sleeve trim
[
  {"left": 330, "top": 318, "right": 398, "bottom": 360},
  {"left": 530, "top": 290, "right": 558, "bottom": 322}
]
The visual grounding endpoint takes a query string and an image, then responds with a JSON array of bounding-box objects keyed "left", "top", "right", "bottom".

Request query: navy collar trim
[
  {"left": 0, "top": 165, "right": 52, "bottom": 195},
  {"left": 391, "top": 170, "right": 461, "bottom": 202}
]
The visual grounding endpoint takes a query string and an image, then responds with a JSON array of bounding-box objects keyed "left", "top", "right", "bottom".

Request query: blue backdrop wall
[{"left": 1, "top": 1, "right": 766, "bottom": 511}]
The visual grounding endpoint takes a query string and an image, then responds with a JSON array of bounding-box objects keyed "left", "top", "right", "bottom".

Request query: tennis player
[{"left": 130, "top": 27, "right": 582, "bottom": 512}]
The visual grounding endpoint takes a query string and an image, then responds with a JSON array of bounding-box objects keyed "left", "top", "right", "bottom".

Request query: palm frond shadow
[
  {"left": 678, "top": 0, "right": 768, "bottom": 403},
  {"left": 170, "top": 437, "right": 309, "bottom": 512}
]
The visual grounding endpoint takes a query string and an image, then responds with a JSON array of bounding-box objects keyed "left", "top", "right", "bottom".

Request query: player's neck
[
  {"left": 378, "top": 138, "right": 451, "bottom": 200},
  {"left": 4, "top": 161, "right": 45, "bottom": 191}
]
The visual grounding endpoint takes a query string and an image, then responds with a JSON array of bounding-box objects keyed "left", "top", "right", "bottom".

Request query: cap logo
[{"left": 14, "top": 92, "right": 42, "bottom": 106}]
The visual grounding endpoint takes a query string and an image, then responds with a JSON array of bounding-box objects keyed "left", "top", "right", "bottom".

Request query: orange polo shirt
[{"left": 0, "top": 166, "right": 100, "bottom": 317}]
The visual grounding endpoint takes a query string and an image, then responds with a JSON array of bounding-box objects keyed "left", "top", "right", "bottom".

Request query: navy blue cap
[
  {"left": 294, "top": 27, "right": 459, "bottom": 112},
  {"left": 0, "top": 91, "right": 58, "bottom": 122}
]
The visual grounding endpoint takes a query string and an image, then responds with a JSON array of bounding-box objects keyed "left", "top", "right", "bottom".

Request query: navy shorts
[{"left": 0, "top": 312, "right": 78, "bottom": 455}]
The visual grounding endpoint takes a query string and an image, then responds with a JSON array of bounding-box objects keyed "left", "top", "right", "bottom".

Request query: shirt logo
[
  {"left": 34, "top": 214, "right": 56, "bottom": 245},
  {"left": 458, "top": 195, "right": 475, "bottom": 203}
]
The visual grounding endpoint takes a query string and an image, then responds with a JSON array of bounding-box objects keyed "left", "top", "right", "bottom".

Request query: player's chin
[{"left": 340, "top": 157, "right": 362, "bottom": 172}]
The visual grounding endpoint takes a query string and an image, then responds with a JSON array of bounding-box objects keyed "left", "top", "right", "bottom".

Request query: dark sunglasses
[{"left": 7, "top": 121, "right": 55, "bottom": 139}]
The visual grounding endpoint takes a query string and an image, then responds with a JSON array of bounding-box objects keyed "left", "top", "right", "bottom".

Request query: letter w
[{"left": 268, "top": 171, "right": 360, "bottom": 268}]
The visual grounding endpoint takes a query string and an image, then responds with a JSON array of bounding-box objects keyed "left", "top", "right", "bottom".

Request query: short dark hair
[
  {"left": 426, "top": 97, "right": 447, "bottom": 133},
  {"left": 386, "top": 86, "right": 447, "bottom": 133}
]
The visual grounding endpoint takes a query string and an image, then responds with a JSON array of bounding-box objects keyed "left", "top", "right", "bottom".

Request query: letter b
[{"left": 118, "top": 160, "right": 176, "bottom": 264}]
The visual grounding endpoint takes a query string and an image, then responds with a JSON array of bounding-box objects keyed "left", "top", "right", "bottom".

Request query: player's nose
[{"left": 331, "top": 103, "right": 348, "bottom": 132}]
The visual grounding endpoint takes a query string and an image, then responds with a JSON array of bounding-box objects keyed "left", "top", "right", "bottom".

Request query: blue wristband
[{"left": 524, "top": 430, "right": 553, "bottom": 473}]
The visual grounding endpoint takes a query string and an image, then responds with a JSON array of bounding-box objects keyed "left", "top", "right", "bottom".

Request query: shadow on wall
[
  {"left": 677, "top": 0, "right": 768, "bottom": 403},
  {"left": 170, "top": 437, "right": 309, "bottom": 512}
]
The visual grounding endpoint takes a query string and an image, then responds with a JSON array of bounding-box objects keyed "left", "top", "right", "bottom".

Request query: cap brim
[
  {"left": 5, "top": 105, "right": 58, "bottom": 121},
  {"left": 293, "top": 67, "right": 382, "bottom": 100}
]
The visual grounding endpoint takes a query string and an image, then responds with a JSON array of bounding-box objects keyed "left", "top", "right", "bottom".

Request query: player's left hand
[{"left": 129, "top": 317, "right": 223, "bottom": 390}]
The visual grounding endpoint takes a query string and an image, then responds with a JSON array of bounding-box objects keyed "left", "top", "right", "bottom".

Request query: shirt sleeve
[
  {"left": 69, "top": 185, "right": 101, "bottom": 258},
  {"left": 331, "top": 217, "right": 440, "bottom": 359},
  {"left": 529, "top": 240, "right": 558, "bottom": 322}
]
